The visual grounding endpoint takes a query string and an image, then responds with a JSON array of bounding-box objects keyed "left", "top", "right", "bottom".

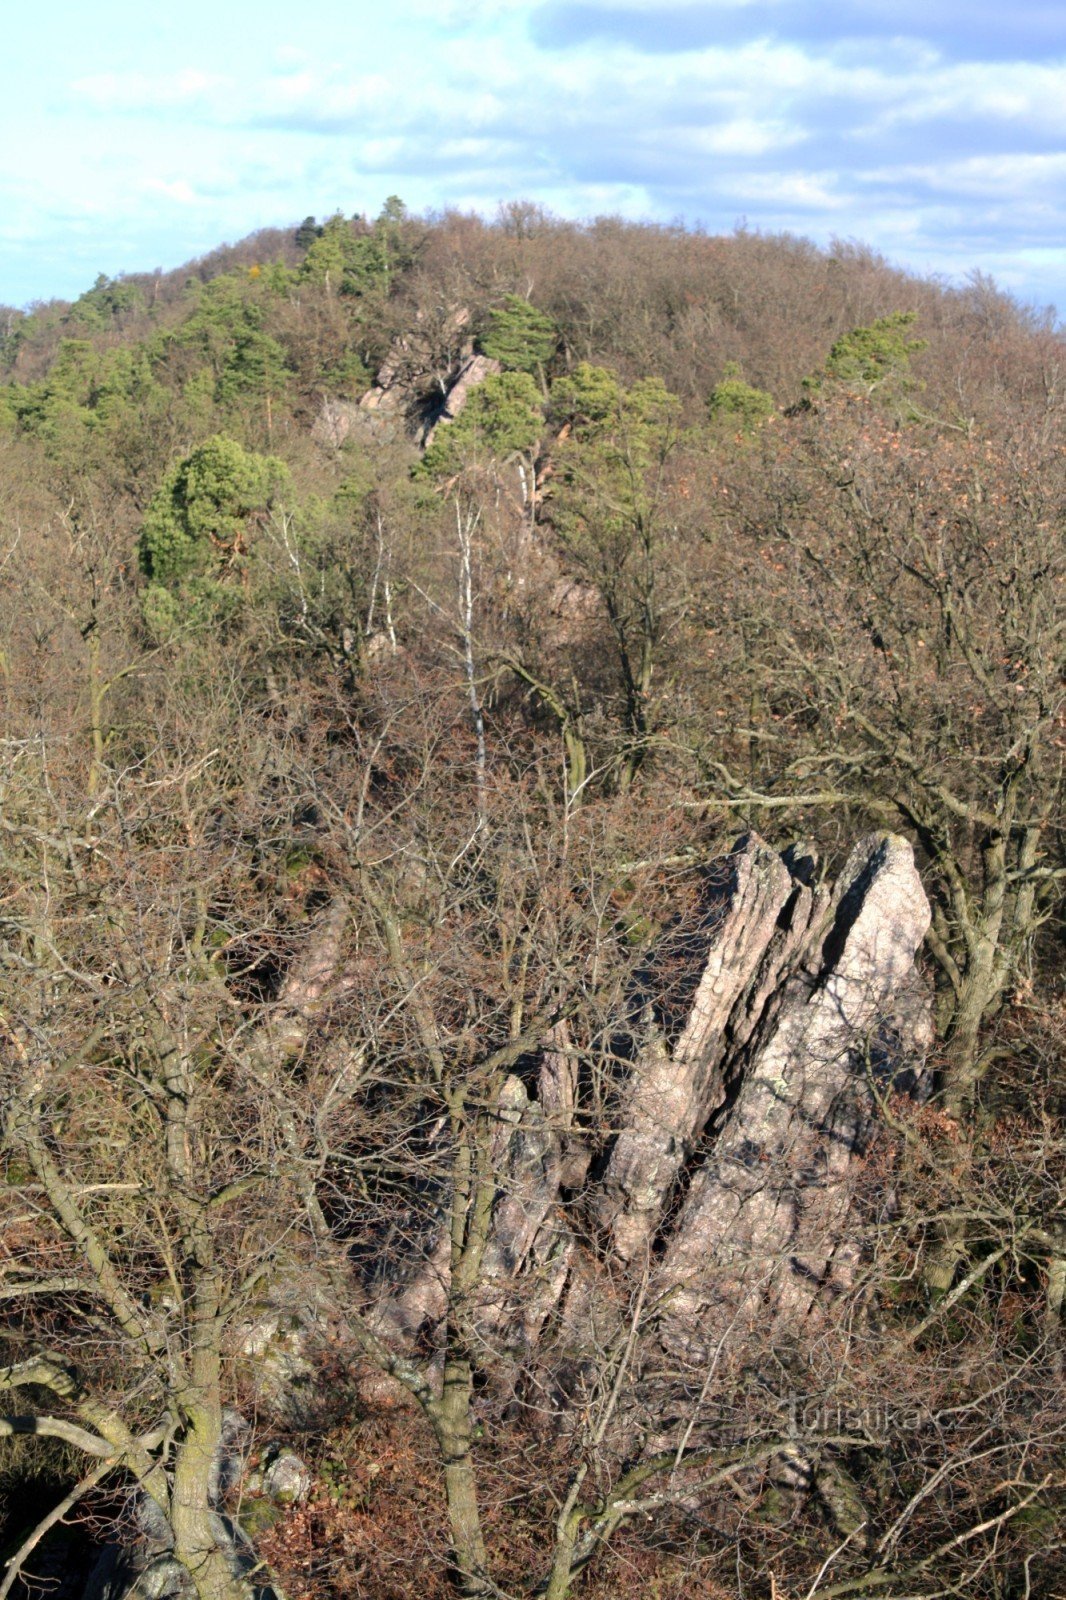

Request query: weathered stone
[
  {"left": 596, "top": 836, "right": 795, "bottom": 1262},
  {"left": 657, "top": 833, "right": 932, "bottom": 1355},
  {"left": 538, "top": 1022, "right": 590, "bottom": 1189},
  {"left": 363, "top": 832, "right": 934, "bottom": 1430},
  {"left": 359, "top": 305, "right": 473, "bottom": 420},
  {"left": 422, "top": 354, "right": 501, "bottom": 447},
  {"left": 474, "top": 1077, "right": 569, "bottom": 1352},
  {"left": 261, "top": 1449, "right": 312, "bottom": 1505}
]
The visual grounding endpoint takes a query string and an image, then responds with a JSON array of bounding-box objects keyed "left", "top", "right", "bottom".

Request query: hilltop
[{"left": 0, "top": 203, "right": 1063, "bottom": 1600}]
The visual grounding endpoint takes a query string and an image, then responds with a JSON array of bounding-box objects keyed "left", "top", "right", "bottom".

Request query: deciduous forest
[{"left": 0, "top": 202, "right": 1063, "bottom": 1600}]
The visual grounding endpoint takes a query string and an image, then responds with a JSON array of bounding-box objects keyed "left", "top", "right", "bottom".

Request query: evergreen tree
[
  {"left": 295, "top": 215, "right": 320, "bottom": 252},
  {"left": 420, "top": 371, "right": 543, "bottom": 480},
  {"left": 812, "top": 310, "right": 927, "bottom": 394},
  {"left": 139, "top": 434, "right": 289, "bottom": 586},
  {"left": 478, "top": 295, "right": 558, "bottom": 382}
]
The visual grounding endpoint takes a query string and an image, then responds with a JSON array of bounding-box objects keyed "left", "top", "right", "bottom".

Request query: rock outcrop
[
  {"left": 657, "top": 833, "right": 931, "bottom": 1354},
  {"left": 357, "top": 305, "right": 474, "bottom": 423},
  {"left": 595, "top": 836, "right": 797, "bottom": 1263},
  {"left": 421, "top": 354, "right": 501, "bottom": 446},
  {"left": 367, "top": 833, "right": 932, "bottom": 1388}
]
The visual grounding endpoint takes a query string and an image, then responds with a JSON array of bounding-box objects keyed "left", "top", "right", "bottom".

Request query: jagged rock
[
  {"left": 596, "top": 836, "right": 796, "bottom": 1262},
  {"left": 657, "top": 833, "right": 931, "bottom": 1355},
  {"left": 239, "top": 1311, "right": 317, "bottom": 1419},
  {"left": 365, "top": 832, "right": 933, "bottom": 1413},
  {"left": 546, "top": 578, "right": 601, "bottom": 644},
  {"left": 366, "top": 1210, "right": 451, "bottom": 1350},
  {"left": 360, "top": 306, "right": 473, "bottom": 417},
  {"left": 371, "top": 1074, "right": 569, "bottom": 1356},
  {"left": 245, "top": 895, "right": 352, "bottom": 1073},
  {"left": 422, "top": 354, "right": 501, "bottom": 446},
  {"left": 474, "top": 1076, "right": 570, "bottom": 1353},
  {"left": 480, "top": 1078, "right": 560, "bottom": 1286},
  {"left": 358, "top": 344, "right": 413, "bottom": 414}
]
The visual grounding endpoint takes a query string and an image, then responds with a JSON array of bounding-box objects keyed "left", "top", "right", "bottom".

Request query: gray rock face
[
  {"left": 422, "top": 354, "right": 501, "bottom": 447},
  {"left": 366, "top": 832, "right": 932, "bottom": 1387},
  {"left": 658, "top": 833, "right": 931, "bottom": 1353},
  {"left": 595, "top": 836, "right": 796, "bottom": 1262},
  {"left": 261, "top": 1449, "right": 312, "bottom": 1505},
  {"left": 358, "top": 306, "right": 475, "bottom": 424}
]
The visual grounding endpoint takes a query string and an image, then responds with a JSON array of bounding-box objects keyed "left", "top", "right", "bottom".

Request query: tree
[
  {"left": 299, "top": 204, "right": 421, "bottom": 303},
  {"left": 138, "top": 434, "right": 290, "bottom": 643},
  {"left": 294, "top": 215, "right": 320, "bottom": 253},
  {"left": 0, "top": 657, "right": 369, "bottom": 1600},
  {"left": 707, "top": 360, "right": 774, "bottom": 433},
  {"left": 3, "top": 203, "right": 1065, "bottom": 1600},
  {"left": 701, "top": 390, "right": 1065, "bottom": 1121},
  {"left": 478, "top": 295, "right": 558, "bottom": 388},
  {"left": 420, "top": 370, "right": 543, "bottom": 484},
  {"left": 161, "top": 271, "right": 294, "bottom": 435},
  {"left": 810, "top": 309, "right": 928, "bottom": 398},
  {"left": 139, "top": 434, "right": 289, "bottom": 587},
  {"left": 67, "top": 273, "right": 144, "bottom": 333},
  {"left": 547, "top": 364, "right": 686, "bottom": 788}
]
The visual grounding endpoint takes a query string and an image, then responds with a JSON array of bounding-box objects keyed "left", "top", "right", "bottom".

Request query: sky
[{"left": 2, "top": 0, "right": 1063, "bottom": 316}]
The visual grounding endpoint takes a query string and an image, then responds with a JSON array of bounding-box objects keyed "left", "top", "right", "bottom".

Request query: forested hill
[
  {"left": 2, "top": 201, "right": 1059, "bottom": 452},
  {"left": 0, "top": 205, "right": 1063, "bottom": 1600}
]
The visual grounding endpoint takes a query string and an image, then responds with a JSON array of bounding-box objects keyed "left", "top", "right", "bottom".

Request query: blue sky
[{"left": 2, "top": 0, "right": 1063, "bottom": 315}]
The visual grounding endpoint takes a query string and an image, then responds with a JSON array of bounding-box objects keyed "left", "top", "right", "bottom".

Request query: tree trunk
[
  {"left": 171, "top": 1421, "right": 245, "bottom": 1600},
  {"left": 430, "top": 1356, "right": 490, "bottom": 1597},
  {"left": 170, "top": 1268, "right": 254, "bottom": 1600}
]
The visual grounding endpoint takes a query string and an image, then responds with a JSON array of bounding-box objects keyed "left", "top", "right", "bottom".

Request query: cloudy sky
[{"left": 2, "top": 0, "right": 1063, "bottom": 314}]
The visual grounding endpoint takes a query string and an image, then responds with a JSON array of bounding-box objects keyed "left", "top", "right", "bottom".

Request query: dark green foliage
[
  {"left": 420, "top": 370, "right": 544, "bottom": 479},
  {"left": 549, "top": 361, "right": 625, "bottom": 436},
  {"left": 299, "top": 203, "right": 419, "bottom": 301},
  {"left": 478, "top": 295, "right": 558, "bottom": 378},
  {"left": 165, "top": 273, "right": 293, "bottom": 412},
  {"left": 550, "top": 367, "right": 682, "bottom": 553},
  {"left": 139, "top": 434, "right": 289, "bottom": 587},
  {"left": 295, "top": 215, "right": 321, "bottom": 252},
  {"left": 300, "top": 216, "right": 384, "bottom": 298},
  {"left": 8, "top": 338, "right": 99, "bottom": 457},
  {"left": 67, "top": 273, "right": 144, "bottom": 332},
  {"left": 318, "top": 350, "right": 373, "bottom": 398},
  {"left": 708, "top": 362, "right": 775, "bottom": 433},
  {"left": 8, "top": 338, "right": 172, "bottom": 478},
  {"left": 214, "top": 324, "right": 291, "bottom": 409},
  {"left": 816, "top": 310, "right": 927, "bottom": 392}
]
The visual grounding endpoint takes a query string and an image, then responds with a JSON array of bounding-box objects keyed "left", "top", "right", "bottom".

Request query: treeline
[{"left": 0, "top": 205, "right": 1062, "bottom": 1600}]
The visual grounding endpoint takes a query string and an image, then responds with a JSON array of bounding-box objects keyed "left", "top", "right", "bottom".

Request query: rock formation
[
  {"left": 368, "top": 832, "right": 932, "bottom": 1390},
  {"left": 656, "top": 833, "right": 932, "bottom": 1353},
  {"left": 421, "top": 354, "right": 501, "bottom": 446},
  {"left": 357, "top": 305, "right": 475, "bottom": 422}
]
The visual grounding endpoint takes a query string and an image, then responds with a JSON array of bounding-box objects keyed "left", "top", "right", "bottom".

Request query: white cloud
[
  {"left": 862, "top": 59, "right": 1066, "bottom": 134},
  {"left": 659, "top": 119, "right": 807, "bottom": 156},
  {"left": 72, "top": 68, "right": 224, "bottom": 111},
  {"left": 2, "top": 0, "right": 1060, "bottom": 310},
  {"left": 861, "top": 152, "right": 1066, "bottom": 196},
  {"left": 737, "top": 171, "right": 848, "bottom": 209},
  {"left": 143, "top": 178, "right": 200, "bottom": 205}
]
